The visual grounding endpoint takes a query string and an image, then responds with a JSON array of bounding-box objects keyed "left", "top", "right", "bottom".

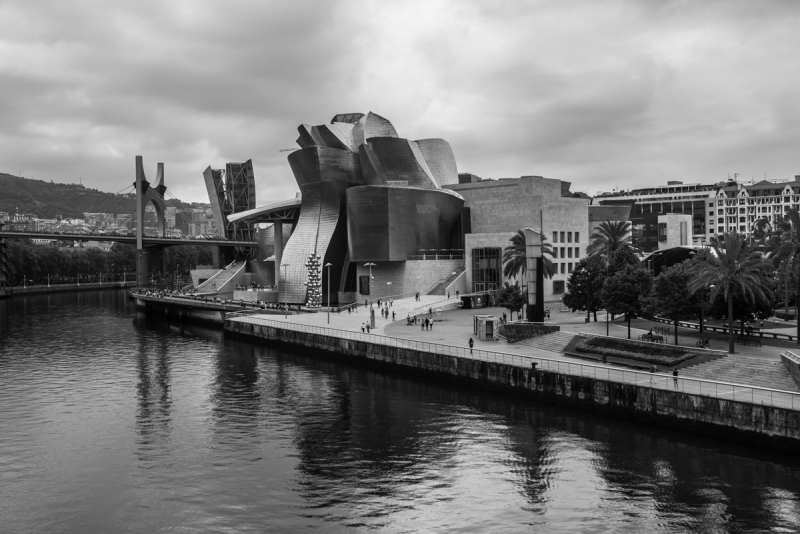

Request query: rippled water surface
[{"left": 2, "top": 291, "right": 800, "bottom": 533}]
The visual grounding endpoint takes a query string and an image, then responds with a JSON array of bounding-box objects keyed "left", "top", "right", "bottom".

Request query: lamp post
[
  {"left": 47, "top": 273, "right": 50, "bottom": 288},
  {"left": 281, "top": 262, "right": 290, "bottom": 318},
  {"left": 386, "top": 281, "right": 392, "bottom": 299},
  {"left": 364, "top": 263, "right": 376, "bottom": 303},
  {"left": 324, "top": 262, "right": 332, "bottom": 324}
]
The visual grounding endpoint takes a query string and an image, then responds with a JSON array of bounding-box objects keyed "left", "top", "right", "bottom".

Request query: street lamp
[
  {"left": 364, "top": 263, "right": 376, "bottom": 303},
  {"left": 281, "top": 262, "right": 290, "bottom": 318},
  {"left": 386, "top": 281, "right": 392, "bottom": 299},
  {"left": 324, "top": 262, "right": 332, "bottom": 324}
]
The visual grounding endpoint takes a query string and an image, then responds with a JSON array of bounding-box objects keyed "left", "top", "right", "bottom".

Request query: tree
[
  {"left": 687, "top": 232, "right": 775, "bottom": 353},
  {"left": 642, "top": 261, "right": 704, "bottom": 345},
  {"left": 496, "top": 281, "right": 527, "bottom": 321},
  {"left": 600, "top": 263, "right": 653, "bottom": 339},
  {"left": 502, "top": 230, "right": 555, "bottom": 285},
  {"left": 563, "top": 258, "right": 605, "bottom": 321},
  {"left": 766, "top": 209, "right": 800, "bottom": 342},
  {"left": 586, "top": 220, "right": 633, "bottom": 258}
]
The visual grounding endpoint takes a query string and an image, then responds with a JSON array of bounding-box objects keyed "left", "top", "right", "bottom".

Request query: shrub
[{"left": 575, "top": 337, "right": 696, "bottom": 366}]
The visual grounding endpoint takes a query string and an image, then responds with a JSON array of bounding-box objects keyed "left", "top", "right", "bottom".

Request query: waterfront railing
[{"left": 227, "top": 313, "right": 800, "bottom": 412}]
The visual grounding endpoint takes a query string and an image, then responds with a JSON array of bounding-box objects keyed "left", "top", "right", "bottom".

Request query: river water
[{"left": 2, "top": 291, "right": 800, "bottom": 533}]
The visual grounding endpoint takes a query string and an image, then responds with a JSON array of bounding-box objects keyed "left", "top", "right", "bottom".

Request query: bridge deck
[{"left": 0, "top": 231, "right": 256, "bottom": 247}]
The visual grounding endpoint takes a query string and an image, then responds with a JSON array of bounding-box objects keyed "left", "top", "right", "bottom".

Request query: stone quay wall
[
  {"left": 0, "top": 282, "right": 135, "bottom": 299},
  {"left": 226, "top": 318, "right": 800, "bottom": 455}
]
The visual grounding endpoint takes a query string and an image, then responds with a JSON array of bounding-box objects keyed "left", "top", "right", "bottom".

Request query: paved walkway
[{"left": 228, "top": 295, "right": 800, "bottom": 403}]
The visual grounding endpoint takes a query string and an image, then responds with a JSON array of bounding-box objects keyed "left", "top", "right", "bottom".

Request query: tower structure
[
  {"left": 203, "top": 160, "right": 256, "bottom": 241},
  {"left": 0, "top": 218, "right": 8, "bottom": 289},
  {"left": 135, "top": 156, "right": 168, "bottom": 286}
]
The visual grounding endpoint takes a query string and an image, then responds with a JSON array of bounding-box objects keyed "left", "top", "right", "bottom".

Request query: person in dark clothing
[
  {"left": 672, "top": 368, "right": 679, "bottom": 388},
  {"left": 469, "top": 337, "right": 474, "bottom": 354}
]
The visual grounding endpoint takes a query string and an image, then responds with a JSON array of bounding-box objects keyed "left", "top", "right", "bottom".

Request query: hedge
[{"left": 575, "top": 337, "right": 696, "bottom": 366}]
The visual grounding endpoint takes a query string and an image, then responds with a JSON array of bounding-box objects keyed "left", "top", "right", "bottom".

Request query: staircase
[
  {"left": 427, "top": 266, "right": 466, "bottom": 295},
  {"left": 195, "top": 259, "right": 247, "bottom": 295},
  {"left": 681, "top": 355, "right": 799, "bottom": 391},
  {"left": 515, "top": 331, "right": 576, "bottom": 354}
]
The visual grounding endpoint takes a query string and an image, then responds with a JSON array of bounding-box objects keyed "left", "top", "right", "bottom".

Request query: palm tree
[
  {"left": 766, "top": 209, "right": 800, "bottom": 342},
  {"left": 586, "top": 220, "right": 633, "bottom": 258},
  {"left": 688, "top": 232, "right": 774, "bottom": 353},
  {"left": 502, "top": 230, "right": 554, "bottom": 284}
]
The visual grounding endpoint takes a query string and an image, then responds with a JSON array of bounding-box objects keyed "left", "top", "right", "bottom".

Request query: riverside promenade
[
  {"left": 226, "top": 296, "right": 800, "bottom": 453},
  {"left": 226, "top": 295, "right": 800, "bottom": 411}
]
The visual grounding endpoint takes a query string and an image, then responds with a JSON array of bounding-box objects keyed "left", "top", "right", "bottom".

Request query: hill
[{"left": 0, "top": 173, "right": 205, "bottom": 219}]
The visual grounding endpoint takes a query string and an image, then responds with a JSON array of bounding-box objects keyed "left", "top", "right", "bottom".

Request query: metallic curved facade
[
  {"left": 359, "top": 138, "right": 438, "bottom": 189},
  {"left": 278, "top": 111, "right": 463, "bottom": 303},
  {"left": 414, "top": 138, "right": 458, "bottom": 187},
  {"left": 280, "top": 181, "right": 349, "bottom": 304},
  {"left": 288, "top": 146, "right": 363, "bottom": 188},
  {"left": 346, "top": 186, "right": 465, "bottom": 262},
  {"left": 353, "top": 112, "right": 398, "bottom": 147}
]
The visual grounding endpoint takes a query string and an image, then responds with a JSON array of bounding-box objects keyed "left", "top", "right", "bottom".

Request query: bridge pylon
[{"left": 135, "top": 156, "right": 168, "bottom": 286}]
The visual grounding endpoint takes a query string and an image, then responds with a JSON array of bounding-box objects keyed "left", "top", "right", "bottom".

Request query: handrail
[
  {"left": 651, "top": 315, "right": 796, "bottom": 342},
  {"left": 408, "top": 297, "right": 462, "bottom": 318},
  {"left": 227, "top": 315, "right": 800, "bottom": 411}
]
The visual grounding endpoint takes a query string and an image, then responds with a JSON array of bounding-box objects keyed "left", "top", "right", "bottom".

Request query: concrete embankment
[
  {"left": 0, "top": 282, "right": 135, "bottom": 299},
  {"left": 226, "top": 318, "right": 800, "bottom": 455},
  {"left": 134, "top": 293, "right": 290, "bottom": 325}
]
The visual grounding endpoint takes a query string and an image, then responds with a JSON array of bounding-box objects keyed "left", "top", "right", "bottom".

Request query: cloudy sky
[{"left": 1, "top": 0, "right": 798, "bottom": 204}]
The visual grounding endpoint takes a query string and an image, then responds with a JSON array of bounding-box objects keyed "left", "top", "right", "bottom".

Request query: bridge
[
  {"left": 0, "top": 155, "right": 260, "bottom": 288},
  {"left": 0, "top": 230, "right": 257, "bottom": 249}
]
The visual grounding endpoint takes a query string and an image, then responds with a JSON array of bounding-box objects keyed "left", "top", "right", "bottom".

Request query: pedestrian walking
[
  {"left": 366, "top": 324, "right": 370, "bottom": 334},
  {"left": 456, "top": 290, "right": 459, "bottom": 298},
  {"left": 673, "top": 368, "right": 679, "bottom": 389},
  {"left": 392, "top": 311, "right": 395, "bottom": 321},
  {"left": 649, "top": 364, "right": 656, "bottom": 383},
  {"left": 361, "top": 323, "right": 365, "bottom": 333},
  {"left": 421, "top": 320, "right": 424, "bottom": 331},
  {"left": 447, "top": 291, "right": 450, "bottom": 298},
  {"left": 469, "top": 337, "right": 474, "bottom": 354}
]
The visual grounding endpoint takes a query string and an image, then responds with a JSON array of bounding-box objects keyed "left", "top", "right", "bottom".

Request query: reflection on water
[{"left": 1, "top": 290, "right": 800, "bottom": 533}]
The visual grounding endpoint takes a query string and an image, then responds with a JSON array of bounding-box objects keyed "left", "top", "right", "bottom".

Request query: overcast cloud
[{"left": 1, "top": 0, "right": 798, "bottom": 204}]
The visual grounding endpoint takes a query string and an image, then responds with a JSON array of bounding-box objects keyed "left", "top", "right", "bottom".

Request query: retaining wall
[
  {"left": 226, "top": 319, "right": 800, "bottom": 454},
  {"left": 0, "top": 282, "right": 134, "bottom": 298},
  {"left": 782, "top": 352, "right": 800, "bottom": 390}
]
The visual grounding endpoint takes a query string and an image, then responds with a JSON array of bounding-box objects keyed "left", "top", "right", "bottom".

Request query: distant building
[{"left": 445, "top": 175, "right": 592, "bottom": 300}]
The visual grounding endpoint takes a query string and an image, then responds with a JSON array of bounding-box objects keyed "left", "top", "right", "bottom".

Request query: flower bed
[{"left": 575, "top": 337, "right": 696, "bottom": 366}]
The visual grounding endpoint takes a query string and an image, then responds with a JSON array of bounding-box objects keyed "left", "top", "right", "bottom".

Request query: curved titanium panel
[
  {"left": 318, "top": 123, "right": 357, "bottom": 152},
  {"left": 414, "top": 138, "right": 458, "bottom": 187},
  {"left": 346, "top": 186, "right": 465, "bottom": 261},
  {"left": 358, "top": 138, "right": 437, "bottom": 189},
  {"left": 280, "top": 181, "right": 349, "bottom": 304},
  {"left": 353, "top": 112, "right": 398, "bottom": 147},
  {"left": 288, "top": 146, "right": 363, "bottom": 188}
]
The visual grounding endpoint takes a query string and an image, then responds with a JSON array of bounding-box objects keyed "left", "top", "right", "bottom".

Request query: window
[
  {"left": 553, "top": 280, "right": 565, "bottom": 294},
  {"left": 560, "top": 263, "right": 565, "bottom": 274},
  {"left": 559, "top": 231, "right": 565, "bottom": 243},
  {"left": 567, "top": 232, "right": 572, "bottom": 243},
  {"left": 574, "top": 232, "right": 579, "bottom": 243},
  {"left": 709, "top": 202, "right": 714, "bottom": 207},
  {"left": 471, "top": 248, "right": 501, "bottom": 292},
  {"left": 560, "top": 247, "right": 566, "bottom": 258},
  {"left": 568, "top": 263, "right": 573, "bottom": 273},
  {"left": 359, "top": 275, "right": 371, "bottom": 295},
  {"left": 568, "top": 248, "right": 573, "bottom": 258},
  {"left": 574, "top": 247, "right": 580, "bottom": 258},
  {"left": 552, "top": 231, "right": 558, "bottom": 243},
  {"left": 658, "top": 222, "right": 667, "bottom": 242},
  {"left": 709, "top": 211, "right": 714, "bottom": 216}
]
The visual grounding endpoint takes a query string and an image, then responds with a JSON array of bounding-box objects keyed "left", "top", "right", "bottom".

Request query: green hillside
[{"left": 0, "top": 173, "right": 204, "bottom": 219}]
